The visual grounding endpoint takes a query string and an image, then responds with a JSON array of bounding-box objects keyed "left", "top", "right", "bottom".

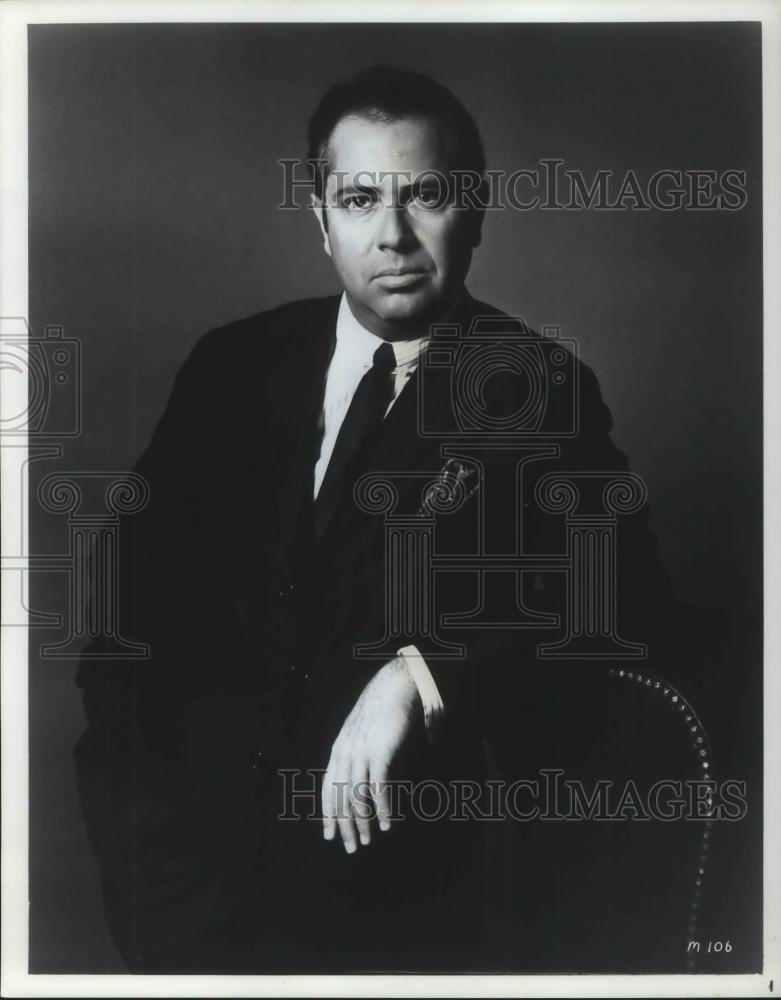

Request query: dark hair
[{"left": 307, "top": 65, "right": 486, "bottom": 198}]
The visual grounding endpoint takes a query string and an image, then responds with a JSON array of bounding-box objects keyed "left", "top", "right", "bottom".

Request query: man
[{"left": 75, "top": 65, "right": 690, "bottom": 974}]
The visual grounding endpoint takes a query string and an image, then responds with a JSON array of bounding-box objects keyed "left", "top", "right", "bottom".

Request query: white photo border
[{"left": 1, "top": 1, "right": 778, "bottom": 996}]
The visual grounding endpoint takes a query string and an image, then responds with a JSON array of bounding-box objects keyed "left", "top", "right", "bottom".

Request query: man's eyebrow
[
  {"left": 333, "top": 181, "right": 381, "bottom": 198},
  {"left": 408, "top": 176, "right": 444, "bottom": 194}
]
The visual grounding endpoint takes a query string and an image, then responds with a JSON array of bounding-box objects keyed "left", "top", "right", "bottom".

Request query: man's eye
[
  {"left": 342, "top": 193, "right": 375, "bottom": 210},
  {"left": 412, "top": 187, "right": 445, "bottom": 208}
]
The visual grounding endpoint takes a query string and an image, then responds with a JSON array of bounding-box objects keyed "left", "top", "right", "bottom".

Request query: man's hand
[{"left": 322, "top": 655, "right": 422, "bottom": 853}]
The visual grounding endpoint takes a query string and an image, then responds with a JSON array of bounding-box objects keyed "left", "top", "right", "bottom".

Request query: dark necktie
[{"left": 314, "top": 341, "right": 396, "bottom": 540}]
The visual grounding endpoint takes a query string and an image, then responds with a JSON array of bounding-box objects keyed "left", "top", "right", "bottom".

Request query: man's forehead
[{"left": 326, "top": 113, "right": 447, "bottom": 181}]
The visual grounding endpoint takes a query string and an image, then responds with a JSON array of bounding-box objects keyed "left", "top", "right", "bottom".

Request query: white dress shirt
[
  {"left": 314, "top": 293, "right": 445, "bottom": 736},
  {"left": 314, "top": 295, "right": 428, "bottom": 498}
]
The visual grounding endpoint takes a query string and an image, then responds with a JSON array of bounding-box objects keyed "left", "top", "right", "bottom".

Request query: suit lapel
[{"left": 262, "top": 297, "right": 339, "bottom": 565}]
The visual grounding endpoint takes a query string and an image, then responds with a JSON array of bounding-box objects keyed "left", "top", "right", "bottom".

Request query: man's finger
[
  {"left": 369, "top": 756, "right": 393, "bottom": 832},
  {"left": 350, "top": 762, "right": 372, "bottom": 847},
  {"left": 322, "top": 758, "right": 337, "bottom": 841},
  {"left": 334, "top": 757, "right": 358, "bottom": 854}
]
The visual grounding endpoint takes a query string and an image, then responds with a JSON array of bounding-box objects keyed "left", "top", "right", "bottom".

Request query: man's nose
[{"left": 376, "top": 204, "right": 417, "bottom": 251}]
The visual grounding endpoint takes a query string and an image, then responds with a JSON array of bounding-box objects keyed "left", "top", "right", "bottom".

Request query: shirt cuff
[{"left": 398, "top": 645, "right": 445, "bottom": 741}]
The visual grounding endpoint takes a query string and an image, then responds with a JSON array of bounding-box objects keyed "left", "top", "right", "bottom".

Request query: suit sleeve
[
  {"left": 75, "top": 325, "right": 266, "bottom": 736},
  {"left": 73, "top": 327, "right": 270, "bottom": 970}
]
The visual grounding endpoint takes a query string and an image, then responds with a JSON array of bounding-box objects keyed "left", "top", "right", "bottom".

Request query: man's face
[{"left": 312, "top": 114, "right": 482, "bottom": 339}]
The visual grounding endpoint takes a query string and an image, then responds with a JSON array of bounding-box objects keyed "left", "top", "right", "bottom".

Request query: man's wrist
[{"left": 397, "top": 645, "right": 445, "bottom": 741}]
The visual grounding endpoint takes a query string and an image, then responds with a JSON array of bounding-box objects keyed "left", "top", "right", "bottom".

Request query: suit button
[{"left": 250, "top": 751, "right": 264, "bottom": 770}]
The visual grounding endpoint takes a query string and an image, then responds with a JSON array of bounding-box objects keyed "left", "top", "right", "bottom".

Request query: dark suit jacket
[{"left": 75, "top": 290, "right": 697, "bottom": 973}]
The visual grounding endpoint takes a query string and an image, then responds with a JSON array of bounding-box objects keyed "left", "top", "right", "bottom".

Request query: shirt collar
[
  {"left": 335, "top": 290, "right": 464, "bottom": 370},
  {"left": 335, "top": 294, "right": 427, "bottom": 370}
]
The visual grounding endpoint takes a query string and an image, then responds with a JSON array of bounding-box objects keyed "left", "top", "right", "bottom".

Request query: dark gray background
[{"left": 27, "top": 22, "right": 762, "bottom": 971}]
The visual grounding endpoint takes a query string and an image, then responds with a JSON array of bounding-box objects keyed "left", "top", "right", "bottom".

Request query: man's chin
[{"left": 373, "top": 290, "right": 449, "bottom": 326}]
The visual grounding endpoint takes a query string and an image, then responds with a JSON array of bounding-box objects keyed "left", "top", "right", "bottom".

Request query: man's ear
[{"left": 310, "top": 193, "right": 332, "bottom": 258}]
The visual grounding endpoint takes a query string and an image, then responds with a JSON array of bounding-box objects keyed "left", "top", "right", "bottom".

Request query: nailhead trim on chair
[{"left": 610, "top": 667, "right": 714, "bottom": 971}]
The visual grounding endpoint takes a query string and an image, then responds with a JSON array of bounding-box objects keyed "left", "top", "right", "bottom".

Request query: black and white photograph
[{"left": 1, "top": 0, "right": 778, "bottom": 994}]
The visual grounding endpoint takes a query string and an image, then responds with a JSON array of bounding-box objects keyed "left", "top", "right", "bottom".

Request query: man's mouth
[
  {"left": 374, "top": 268, "right": 428, "bottom": 288},
  {"left": 375, "top": 267, "right": 426, "bottom": 277}
]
